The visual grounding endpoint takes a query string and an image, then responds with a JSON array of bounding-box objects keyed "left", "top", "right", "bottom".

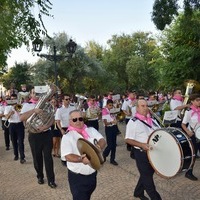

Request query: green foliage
[
  {"left": 159, "top": 11, "right": 200, "bottom": 89},
  {"left": 152, "top": 0, "right": 200, "bottom": 30},
  {"left": 0, "top": 0, "right": 52, "bottom": 67},
  {"left": 1, "top": 62, "right": 32, "bottom": 90}
]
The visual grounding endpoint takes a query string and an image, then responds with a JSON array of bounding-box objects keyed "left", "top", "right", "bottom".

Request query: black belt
[
  {"left": 134, "top": 147, "right": 146, "bottom": 153},
  {"left": 68, "top": 169, "right": 97, "bottom": 176}
]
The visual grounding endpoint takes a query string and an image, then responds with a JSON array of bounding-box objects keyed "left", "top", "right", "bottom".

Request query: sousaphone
[{"left": 77, "top": 138, "right": 104, "bottom": 170}]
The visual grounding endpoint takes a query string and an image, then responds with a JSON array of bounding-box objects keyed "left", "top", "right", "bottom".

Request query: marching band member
[
  {"left": 55, "top": 94, "right": 76, "bottom": 166},
  {"left": 61, "top": 110, "right": 106, "bottom": 200},
  {"left": 20, "top": 88, "right": 57, "bottom": 188},
  {"left": 4, "top": 94, "right": 26, "bottom": 164},
  {"left": 122, "top": 90, "right": 137, "bottom": 151},
  {"left": 181, "top": 93, "right": 200, "bottom": 181},
  {"left": 18, "top": 84, "right": 30, "bottom": 104},
  {"left": 50, "top": 98, "right": 62, "bottom": 158},
  {"left": 125, "top": 99, "right": 162, "bottom": 200},
  {"left": 102, "top": 99, "right": 119, "bottom": 166},
  {"left": 85, "top": 95, "right": 101, "bottom": 131},
  {"left": 0, "top": 97, "right": 10, "bottom": 150},
  {"left": 170, "top": 89, "right": 190, "bottom": 128}
]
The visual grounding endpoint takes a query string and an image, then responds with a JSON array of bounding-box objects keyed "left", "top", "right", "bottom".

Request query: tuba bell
[{"left": 26, "top": 84, "right": 58, "bottom": 133}]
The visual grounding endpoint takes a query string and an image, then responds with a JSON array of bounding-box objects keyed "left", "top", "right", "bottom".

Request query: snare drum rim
[{"left": 147, "top": 128, "right": 185, "bottom": 179}]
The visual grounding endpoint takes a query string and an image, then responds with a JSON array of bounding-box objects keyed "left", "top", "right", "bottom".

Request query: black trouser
[
  {"left": 134, "top": 148, "right": 162, "bottom": 200},
  {"left": 186, "top": 135, "right": 197, "bottom": 175},
  {"left": 68, "top": 170, "right": 97, "bottom": 200},
  {"left": 9, "top": 122, "right": 25, "bottom": 159},
  {"left": 2, "top": 120, "right": 10, "bottom": 148},
  {"left": 86, "top": 119, "right": 99, "bottom": 131},
  {"left": 103, "top": 125, "right": 118, "bottom": 161},
  {"left": 28, "top": 130, "right": 55, "bottom": 183}
]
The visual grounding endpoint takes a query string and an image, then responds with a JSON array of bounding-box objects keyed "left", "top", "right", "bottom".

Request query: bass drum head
[{"left": 147, "top": 129, "right": 182, "bottom": 178}]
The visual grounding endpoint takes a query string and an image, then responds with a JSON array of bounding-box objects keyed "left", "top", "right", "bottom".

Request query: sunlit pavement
[{"left": 0, "top": 121, "right": 200, "bottom": 200}]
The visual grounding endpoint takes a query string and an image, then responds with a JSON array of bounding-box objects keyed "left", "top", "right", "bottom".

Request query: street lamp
[{"left": 32, "top": 38, "right": 77, "bottom": 88}]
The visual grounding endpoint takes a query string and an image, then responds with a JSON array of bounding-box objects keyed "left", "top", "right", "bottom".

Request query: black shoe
[
  {"left": 103, "top": 154, "right": 106, "bottom": 163},
  {"left": 6, "top": 147, "right": 10, "bottom": 150},
  {"left": 20, "top": 159, "right": 26, "bottom": 164},
  {"left": 134, "top": 195, "right": 149, "bottom": 200},
  {"left": 185, "top": 173, "right": 198, "bottom": 181},
  {"left": 14, "top": 156, "right": 18, "bottom": 161},
  {"left": 48, "top": 182, "right": 57, "bottom": 188},
  {"left": 61, "top": 160, "right": 66, "bottom": 166},
  {"left": 110, "top": 160, "right": 118, "bottom": 166},
  {"left": 38, "top": 178, "right": 44, "bottom": 185}
]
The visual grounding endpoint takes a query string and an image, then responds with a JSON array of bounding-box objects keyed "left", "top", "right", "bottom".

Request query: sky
[{"left": 7, "top": 0, "right": 158, "bottom": 67}]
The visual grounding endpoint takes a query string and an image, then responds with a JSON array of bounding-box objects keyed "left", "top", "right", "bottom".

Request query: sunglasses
[
  {"left": 64, "top": 98, "right": 70, "bottom": 101},
  {"left": 71, "top": 117, "right": 84, "bottom": 122}
]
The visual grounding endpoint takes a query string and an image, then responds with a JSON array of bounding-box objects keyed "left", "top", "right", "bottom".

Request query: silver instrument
[{"left": 26, "top": 84, "right": 58, "bottom": 133}]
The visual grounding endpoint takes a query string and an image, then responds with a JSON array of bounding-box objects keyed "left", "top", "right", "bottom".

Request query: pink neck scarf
[
  {"left": 29, "top": 98, "right": 38, "bottom": 104},
  {"left": 102, "top": 108, "right": 109, "bottom": 116},
  {"left": 88, "top": 101, "right": 98, "bottom": 108},
  {"left": 67, "top": 124, "right": 89, "bottom": 139},
  {"left": 190, "top": 105, "right": 200, "bottom": 122},
  {"left": 128, "top": 97, "right": 136, "bottom": 101},
  {"left": 173, "top": 95, "right": 183, "bottom": 102},
  {"left": 135, "top": 112, "right": 152, "bottom": 127}
]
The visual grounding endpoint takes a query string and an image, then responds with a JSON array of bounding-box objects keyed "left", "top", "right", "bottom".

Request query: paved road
[{"left": 0, "top": 122, "right": 200, "bottom": 200}]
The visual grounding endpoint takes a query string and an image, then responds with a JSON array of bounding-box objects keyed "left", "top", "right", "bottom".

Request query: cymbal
[{"left": 77, "top": 138, "right": 104, "bottom": 170}]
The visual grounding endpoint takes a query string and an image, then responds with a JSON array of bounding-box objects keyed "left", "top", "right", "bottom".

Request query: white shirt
[
  {"left": 55, "top": 105, "right": 76, "bottom": 128},
  {"left": 61, "top": 127, "right": 104, "bottom": 175},
  {"left": 182, "top": 109, "right": 199, "bottom": 131},
  {"left": 170, "top": 99, "right": 182, "bottom": 121},
  {"left": 125, "top": 117, "right": 160, "bottom": 147},
  {"left": 0, "top": 104, "right": 6, "bottom": 120},
  {"left": 4, "top": 105, "right": 21, "bottom": 123},
  {"left": 102, "top": 108, "right": 116, "bottom": 126},
  {"left": 122, "top": 99, "right": 135, "bottom": 119},
  {"left": 20, "top": 102, "right": 36, "bottom": 114}
]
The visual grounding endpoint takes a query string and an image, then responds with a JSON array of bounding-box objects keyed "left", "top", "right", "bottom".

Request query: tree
[
  {"left": 1, "top": 61, "right": 32, "bottom": 90},
  {"left": 103, "top": 32, "right": 160, "bottom": 92},
  {"left": 159, "top": 11, "right": 200, "bottom": 89},
  {"left": 0, "top": 0, "right": 52, "bottom": 68},
  {"left": 152, "top": 0, "right": 200, "bottom": 30}
]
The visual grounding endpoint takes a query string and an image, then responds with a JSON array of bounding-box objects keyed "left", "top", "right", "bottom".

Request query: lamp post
[{"left": 32, "top": 38, "right": 77, "bottom": 88}]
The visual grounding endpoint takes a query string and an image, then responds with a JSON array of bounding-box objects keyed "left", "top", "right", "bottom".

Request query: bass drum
[{"left": 147, "top": 127, "right": 195, "bottom": 178}]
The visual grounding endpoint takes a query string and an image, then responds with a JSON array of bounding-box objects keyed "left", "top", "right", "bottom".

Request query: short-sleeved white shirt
[
  {"left": 20, "top": 102, "right": 36, "bottom": 114},
  {"left": 122, "top": 99, "right": 134, "bottom": 119},
  {"left": 170, "top": 99, "right": 182, "bottom": 121},
  {"left": 4, "top": 105, "right": 21, "bottom": 123},
  {"left": 61, "top": 127, "right": 104, "bottom": 175},
  {"left": 0, "top": 105, "right": 6, "bottom": 120},
  {"left": 125, "top": 118, "right": 160, "bottom": 148},
  {"left": 55, "top": 105, "right": 75, "bottom": 128},
  {"left": 182, "top": 109, "right": 199, "bottom": 131}
]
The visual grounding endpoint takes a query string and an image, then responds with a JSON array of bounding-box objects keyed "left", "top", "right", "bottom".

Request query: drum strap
[{"left": 135, "top": 117, "right": 158, "bottom": 129}]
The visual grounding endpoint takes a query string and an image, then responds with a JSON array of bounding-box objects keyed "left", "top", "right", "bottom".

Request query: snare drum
[{"left": 147, "top": 127, "right": 195, "bottom": 178}]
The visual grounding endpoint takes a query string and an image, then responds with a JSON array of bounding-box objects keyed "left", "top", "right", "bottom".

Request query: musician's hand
[
  {"left": 37, "top": 125, "right": 47, "bottom": 132},
  {"left": 34, "top": 108, "right": 43, "bottom": 114},
  {"left": 60, "top": 129, "right": 66, "bottom": 135},
  {"left": 81, "top": 154, "right": 90, "bottom": 165},
  {"left": 141, "top": 143, "right": 152, "bottom": 151},
  {"left": 187, "top": 130, "right": 194, "bottom": 137}
]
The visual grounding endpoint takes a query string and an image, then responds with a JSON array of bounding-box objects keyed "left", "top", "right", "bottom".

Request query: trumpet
[{"left": 14, "top": 104, "right": 23, "bottom": 112}]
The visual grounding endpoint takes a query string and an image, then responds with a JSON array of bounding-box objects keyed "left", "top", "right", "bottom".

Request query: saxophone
[{"left": 26, "top": 84, "right": 58, "bottom": 133}]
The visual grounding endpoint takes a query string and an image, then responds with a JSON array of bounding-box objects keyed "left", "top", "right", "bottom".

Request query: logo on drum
[{"left": 152, "top": 134, "right": 161, "bottom": 144}]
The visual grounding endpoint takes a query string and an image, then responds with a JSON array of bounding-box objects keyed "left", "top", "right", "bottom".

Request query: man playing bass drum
[{"left": 125, "top": 99, "right": 162, "bottom": 200}]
